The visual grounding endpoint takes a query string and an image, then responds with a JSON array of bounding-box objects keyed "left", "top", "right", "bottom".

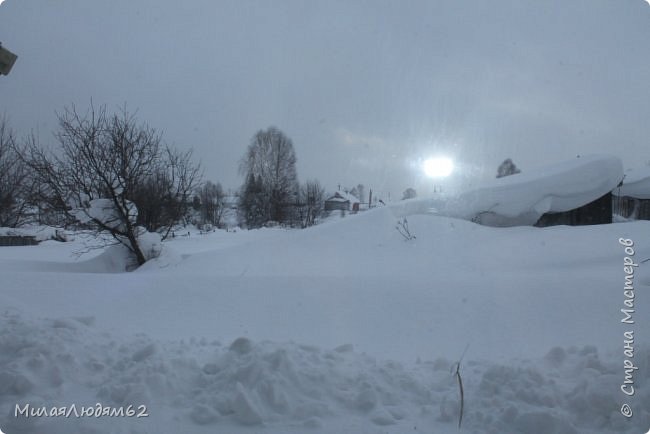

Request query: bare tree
[
  {"left": 131, "top": 167, "right": 172, "bottom": 234},
  {"left": 356, "top": 184, "right": 366, "bottom": 205},
  {"left": 300, "top": 180, "right": 325, "bottom": 227},
  {"left": 157, "top": 146, "right": 202, "bottom": 240},
  {"left": 238, "top": 173, "right": 267, "bottom": 228},
  {"left": 197, "top": 180, "right": 225, "bottom": 227},
  {"left": 129, "top": 149, "right": 201, "bottom": 241},
  {"left": 0, "top": 116, "right": 31, "bottom": 227},
  {"left": 22, "top": 104, "right": 200, "bottom": 266},
  {"left": 239, "top": 127, "right": 298, "bottom": 226}
]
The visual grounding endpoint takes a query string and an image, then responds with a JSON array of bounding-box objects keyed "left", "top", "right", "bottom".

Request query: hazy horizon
[{"left": 1, "top": 0, "right": 649, "bottom": 199}]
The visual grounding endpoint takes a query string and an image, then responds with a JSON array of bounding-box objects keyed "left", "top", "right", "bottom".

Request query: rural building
[
  {"left": 535, "top": 192, "right": 613, "bottom": 227},
  {"left": 449, "top": 155, "right": 623, "bottom": 228},
  {"left": 324, "top": 191, "right": 360, "bottom": 212},
  {"left": 612, "top": 196, "right": 650, "bottom": 220},
  {"left": 0, "top": 235, "right": 39, "bottom": 246},
  {"left": 611, "top": 168, "right": 650, "bottom": 220}
]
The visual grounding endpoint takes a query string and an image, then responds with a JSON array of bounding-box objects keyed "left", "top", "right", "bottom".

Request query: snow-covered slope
[
  {"left": 0, "top": 206, "right": 649, "bottom": 433},
  {"left": 2, "top": 310, "right": 647, "bottom": 434}
]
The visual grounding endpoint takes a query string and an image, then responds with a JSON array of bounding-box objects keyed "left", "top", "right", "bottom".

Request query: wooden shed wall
[
  {"left": 0, "top": 236, "right": 39, "bottom": 246},
  {"left": 535, "top": 192, "right": 612, "bottom": 227}
]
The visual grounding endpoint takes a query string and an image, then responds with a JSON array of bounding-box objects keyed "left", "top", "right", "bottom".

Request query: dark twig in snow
[
  {"left": 452, "top": 344, "right": 469, "bottom": 430},
  {"left": 395, "top": 218, "right": 416, "bottom": 241}
]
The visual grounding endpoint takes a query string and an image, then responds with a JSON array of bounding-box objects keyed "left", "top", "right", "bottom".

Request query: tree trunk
[{"left": 126, "top": 232, "right": 147, "bottom": 266}]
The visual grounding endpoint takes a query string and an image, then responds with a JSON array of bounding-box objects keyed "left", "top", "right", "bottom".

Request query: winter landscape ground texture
[{"left": 1, "top": 201, "right": 649, "bottom": 433}]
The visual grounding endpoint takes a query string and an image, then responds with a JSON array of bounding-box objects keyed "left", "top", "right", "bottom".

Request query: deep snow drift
[
  {"left": 1, "top": 202, "right": 649, "bottom": 433},
  {"left": 2, "top": 310, "right": 648, "bottom": 434},
  {"left": 443, "top": 154, "right": 623, "bottom": 226}
]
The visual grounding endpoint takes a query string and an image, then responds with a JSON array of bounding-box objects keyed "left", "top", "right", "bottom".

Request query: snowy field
[{"left": 1, "top": 205, "right": 649, "bottom": 433}]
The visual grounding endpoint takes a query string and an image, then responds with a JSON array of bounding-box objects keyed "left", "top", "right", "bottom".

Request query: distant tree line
[
  {"left": 0, "top": 109, "right": 338, "bottom": 265},
  {"left": 193, "top": 181, "right": 226, "bottom": 229}
]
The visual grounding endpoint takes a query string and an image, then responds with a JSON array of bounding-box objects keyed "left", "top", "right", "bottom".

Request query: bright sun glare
[{"left": 422, "top": 157, "right": 454, "bottom": 178}]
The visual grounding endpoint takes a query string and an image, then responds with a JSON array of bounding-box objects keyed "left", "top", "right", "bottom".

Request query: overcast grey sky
[{"left": 1, "top": 0, "right": 649, "bottom": 198}]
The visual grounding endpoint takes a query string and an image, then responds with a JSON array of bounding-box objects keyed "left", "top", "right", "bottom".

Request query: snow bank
[
  {"left": 66, "top": 229, "right": 165, "bottom": 272},
  {"left": 440, "top": 155, "right": 623, "bottom": 226},
  {"left": 0, "top": 311, "right": 647, "bottom": 434}
]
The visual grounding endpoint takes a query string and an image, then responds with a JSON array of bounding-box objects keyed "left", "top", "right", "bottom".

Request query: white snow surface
[
  {"left": 437, "top": 154, "right": 623, "bottom": 226},
  {"left": 1, "top": 203, "right": 649, "bottom": 433}
]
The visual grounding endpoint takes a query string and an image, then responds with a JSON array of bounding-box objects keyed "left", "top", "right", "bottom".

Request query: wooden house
[
  {"left": 324, "top": 191, "right": 360, "bottom": 212},
  {"left": 0, "top": 235, "right": 39, "bottom": 246},
  {"left": 535, "top": 192, "right": 613, "bottom": 227}
]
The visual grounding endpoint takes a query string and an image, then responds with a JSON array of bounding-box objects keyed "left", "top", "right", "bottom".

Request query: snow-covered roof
[
  {"left": 612, "top": 167, "right": 650, "bottom": 199},
  {"left": 444, "top": 154, "right": 623, "bottom": 226},
  {"left": 325, "top": 191, "right": 359, "bottom": 204}
]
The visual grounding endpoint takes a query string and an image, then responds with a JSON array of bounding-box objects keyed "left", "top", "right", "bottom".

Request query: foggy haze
[{"left": 1, "top": 0, "right": 649, "bottom": 199}]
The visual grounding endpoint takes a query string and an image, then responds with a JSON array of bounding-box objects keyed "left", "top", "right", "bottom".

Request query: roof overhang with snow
[
  {"left": 442, "top": 154, "right": 624, "bottom": 226},
  {"left": 326, "top": 192, "right": 359, "bottom": 203},
  {"left": 613, "top": 167, "right": 650, "bottom": 199}
]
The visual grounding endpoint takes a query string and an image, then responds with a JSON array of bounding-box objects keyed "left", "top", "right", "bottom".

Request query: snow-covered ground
[{"left": 1, "top": 204, "right": 649, "bottom": 433}]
